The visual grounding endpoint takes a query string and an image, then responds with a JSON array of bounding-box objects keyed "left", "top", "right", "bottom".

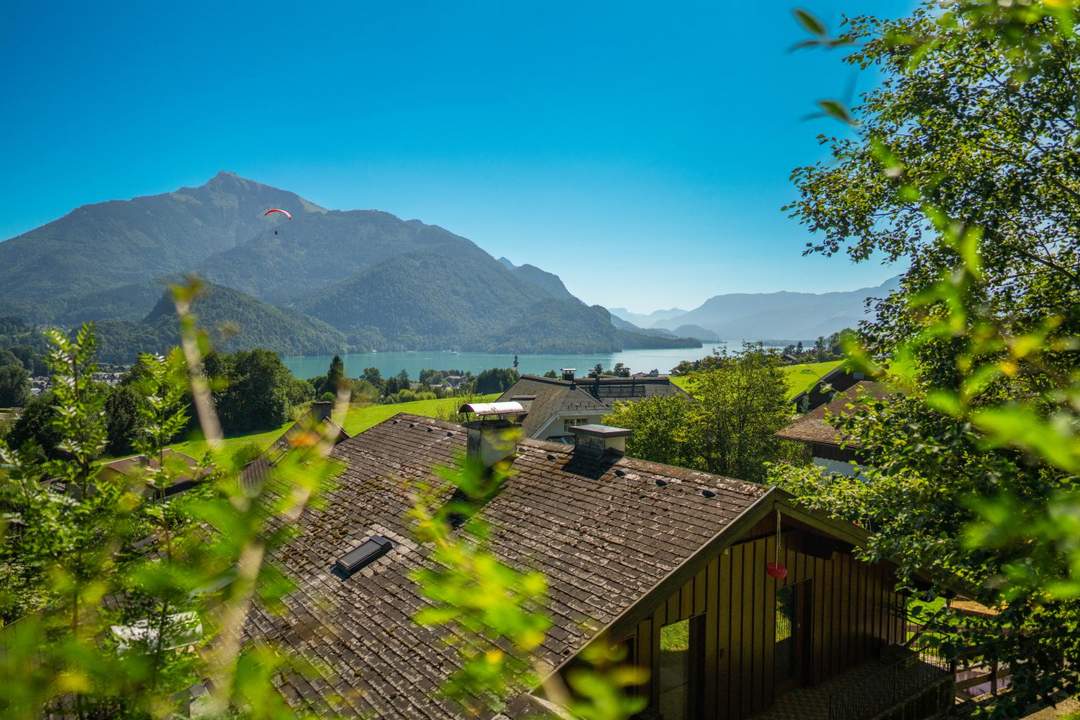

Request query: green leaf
[{"left": 793, "top": 8, "right": 827, "bottom": 36}]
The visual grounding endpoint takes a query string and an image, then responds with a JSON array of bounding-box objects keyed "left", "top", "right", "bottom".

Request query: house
[
  {"left": 778, "top": 371, "right": 888, "bottom": 477},
  {"left": 244, "top": 407, "right": 953, "bottom": 720},
  {"left": 99, "top": 448, "right": 206, "bottom": 497},
  {"left": 497, "top": 370, "right": 689, "bottom": 441},
  {"left": 240, "top": 400, "right": 349, "bottom": 488},
  {"left": 790, "top": 365, "right": 867, "bottom": 414}
]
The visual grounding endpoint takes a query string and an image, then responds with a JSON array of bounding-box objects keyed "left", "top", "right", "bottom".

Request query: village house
[
  {"left": 242, "top": 404, "right": 954, "bottom": 720},
  {"left": 777, "top": 368, "right": 887, "bottom": 477},
  {"left": 497, "top": 369, "right": 689, "bottom": 441}
]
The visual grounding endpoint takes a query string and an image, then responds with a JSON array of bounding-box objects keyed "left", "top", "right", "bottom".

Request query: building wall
[
  {"left": 622, "top": 531, "right": 907, "bottom": 719},
  {"left": 536, "top": 412, "right": 605, "bottom": 441}
]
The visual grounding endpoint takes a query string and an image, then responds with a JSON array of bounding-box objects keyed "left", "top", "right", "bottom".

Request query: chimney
[
  {"left": 561, "top": 368, "right": 576, "bottom": 383},
  {"left": 310, "top": 400, "right": 333, "bottom": 422},
  {"left": 459, "top": 401, "right": 528, "bottom": 470},
  {"left": 569, "top": 424, "right": 632, "bottom": 459}
]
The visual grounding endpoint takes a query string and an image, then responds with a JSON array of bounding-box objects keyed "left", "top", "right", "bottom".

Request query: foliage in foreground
[{"left": 774, "top": 0, "right": 1080, "bottom": 714}]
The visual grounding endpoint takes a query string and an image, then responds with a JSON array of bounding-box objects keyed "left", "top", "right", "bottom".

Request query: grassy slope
[
  {"left": 168, "top": 394, "right": 499, "bottom": 458},
  {"left": 168, "top": 361, "right": 842, "bottom": 458},
  {"left": 670, "top": 360, "right": 842, "bottom": 400}
]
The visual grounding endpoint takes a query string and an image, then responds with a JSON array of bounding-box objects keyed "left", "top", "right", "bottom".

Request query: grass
[
  {"left": 781, "top": 360, "right": 843, "bottom": 398},
  {"left": 165, "top": 361, "right": 843, "bottom": 458},
  {"left": 671, "top": 359, "right": 843, "bottom": 400},
  {"left": 167, "top": 393, "right": 500, "bottom": 458}
]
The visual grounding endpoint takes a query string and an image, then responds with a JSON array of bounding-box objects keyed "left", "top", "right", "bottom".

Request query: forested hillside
[
  {"left": 0, "top": 173, "right": 698, "bottom": 355},
  {"left": 93, "top": 283, "right": 347, "bottom": 363}
]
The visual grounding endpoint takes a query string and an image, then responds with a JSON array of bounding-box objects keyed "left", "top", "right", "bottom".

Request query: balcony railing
[{"left": 827, "top": 643, "right": 953, "bottom": 720}]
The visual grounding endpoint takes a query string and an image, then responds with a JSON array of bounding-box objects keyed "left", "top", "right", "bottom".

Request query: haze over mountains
[
  {"left": 0, "top": 172, "right": 698, "bottom": 361},
  {"left": 610, "top": 277, "right": 901, "bottom": 343}
]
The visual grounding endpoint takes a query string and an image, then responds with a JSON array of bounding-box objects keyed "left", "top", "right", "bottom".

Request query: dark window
[{"left": 333, "top": 536, "right": 393, "bottom": 579}]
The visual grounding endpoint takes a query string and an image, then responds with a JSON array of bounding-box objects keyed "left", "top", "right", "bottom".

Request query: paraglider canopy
[{"left": 263, "top": 208, "right": 293, "bottom": 220}]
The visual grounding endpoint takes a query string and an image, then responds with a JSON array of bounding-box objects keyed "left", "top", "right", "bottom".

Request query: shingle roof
[
  {"left": 776, "top": 380, "right": 887, "bottom": 447},
  {"left": 246, "top": 413, "right": 768, "bottom": 719}
]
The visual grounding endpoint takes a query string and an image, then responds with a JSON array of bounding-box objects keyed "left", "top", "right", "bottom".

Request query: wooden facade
[{"left": 612, "top": 515, "right": 908, "bottom": 720}]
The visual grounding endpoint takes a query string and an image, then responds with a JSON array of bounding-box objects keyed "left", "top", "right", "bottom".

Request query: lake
[{"left": 281, "top": 344, "right": 736, "bottom": 380}]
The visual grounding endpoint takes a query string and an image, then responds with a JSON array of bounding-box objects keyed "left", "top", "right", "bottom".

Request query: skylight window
[{"left": 333, "top": 536, "right": 393, "bottom": 579}]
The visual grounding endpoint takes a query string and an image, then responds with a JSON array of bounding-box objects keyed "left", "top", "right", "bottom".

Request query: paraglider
[{"left": 263, "top": 207, "right": 292, "bottom": 234}]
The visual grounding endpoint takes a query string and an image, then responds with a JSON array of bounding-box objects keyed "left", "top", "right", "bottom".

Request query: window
[
  {"left": 658, "top": 617, "right": 703, "bottom": 719},
  {"left": 333, "top": 536, "right": 393, "bottom": 579},
  {"left": 563, "top": 417, "right": 588, "bottom": 433}
]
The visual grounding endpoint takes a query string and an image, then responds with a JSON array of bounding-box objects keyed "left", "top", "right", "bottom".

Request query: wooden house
[{"left": 246, "top": 410, "right": 952, "bottom": 720}]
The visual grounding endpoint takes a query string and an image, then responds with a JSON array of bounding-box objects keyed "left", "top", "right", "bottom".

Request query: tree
[
  {"left": 104, "top": 383, "right": 141, "bottom": 456},
  {"left": 687, "top": 348, "right": 796, "bottom": 482},
  {"left": 475, "top": 367, "right": 519, "bottom": 394},
  {"left": 788, "top": 3, "right": 1079, "bottom": 362},
  {"left": 605, "top": 396, "right": 699, "bottom": 469},
  {"left": 361, "top": 366, "right": 383, "bottom": 390},
  {"left": 6, "top": 391, "right": 61, "bottom": 458},
  {"left": 322, "top": 354, "right": 345, "bottom": 396},
  {"left": 0, "top": 362, "right": 29, "bottom": 407},
  {"left": 216, "top": 349, "right": 295, "bottom": 433},
  {"left": 608, "top": 348, "right": 797, "bottom": 483},
  {"left": 774, "top": 2, "right": 1080, "bottom": 713}
]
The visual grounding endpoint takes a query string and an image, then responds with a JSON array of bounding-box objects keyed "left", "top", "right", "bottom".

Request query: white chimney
[{"left": 459, "top": 402, "right": 528, "bottom": 470}]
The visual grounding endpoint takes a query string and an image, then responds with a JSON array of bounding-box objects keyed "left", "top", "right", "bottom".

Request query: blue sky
[{"left": 2, "top": 0, "right": 911, "bottom": 311}]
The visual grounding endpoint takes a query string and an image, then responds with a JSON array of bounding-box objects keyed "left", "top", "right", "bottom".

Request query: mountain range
[
  {"left": 0, "top": 172, "right": 698, "bottom": 361},
  {"left": 610, "top": 276, "right": 901, "bottom": 343}
]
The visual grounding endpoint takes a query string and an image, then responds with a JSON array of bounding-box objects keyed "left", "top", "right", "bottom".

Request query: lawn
[
  {"left": 671, "top": 359, "right": 842, "bottom": 400},
  {"left": 168, "top": 394, "right": 499, "bottom": 458},
  {"left": 781, "top": 360, "right": 843, "bottom": 398}
]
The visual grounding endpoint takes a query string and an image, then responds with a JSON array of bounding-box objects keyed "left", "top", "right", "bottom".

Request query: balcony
[{"left": 751, "top": 646, "right": 953, "bottom": 720}]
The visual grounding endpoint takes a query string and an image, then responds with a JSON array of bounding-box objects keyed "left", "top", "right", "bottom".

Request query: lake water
[{"left": 281, "top": 344, "right": 734, "bottom": 380}]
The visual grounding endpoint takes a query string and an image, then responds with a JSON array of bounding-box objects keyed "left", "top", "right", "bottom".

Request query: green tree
[
  {"left": 322, "top": 354, "right": 345, "bottom": 396},
  {"left": 215, "top": 349, "right": 295, "bottom": 433},
  {"left": 788, "top": 2, "right": 1079, "bottom": 362},
  {"left": 773, "top": 2, "right": 1080, "bottom": 714},
  {"left": 475, "top": 367, "right": 519, "bottom": 394},
  {"left": 608, "top": 348, "right": 797, "bottom": 483},
  {"left": 0, "top": 362, "right": 30, "bottom": 407},
  {"left": 6, "top": 392, "right": 61, "bottom": 458},
  {"left": 605, "top": 395, "right": 699, "bottom": 468},
  {"left": 104, "top": 383, "right": 141, "bottom": 456}
]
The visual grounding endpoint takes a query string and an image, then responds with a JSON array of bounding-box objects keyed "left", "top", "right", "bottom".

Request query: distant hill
[
  {"left": 672, "top": 324, "right": 719, "bottom": 342},
  {"left": 0, "top": 171, "right": 696, "bottom": 355},
  {"left": 93, "top": 283, "right": 347, "bottom": 363},
  {"left": 651, "top": 276, "right": 901, "bottom": 342},
  {"left": 609, "top": 306, "right": 688, "bottom": 328}
]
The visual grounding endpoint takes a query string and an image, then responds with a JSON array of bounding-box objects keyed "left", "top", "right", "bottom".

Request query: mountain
[
  {"left": 608, "top": 307, "right": 689, "bottom": 328},
  {"left": 652, "top": 276, "right": 902, "bottom": 342},
  {"left": 93, "top": 283, "right": 347, "bottom": 363},
  {"left": 0, "top": 172, "right": 695, "bottom": 355},
  {"left": 0, "top": 172, "right": 324, "bottom": 323},
  {"left": 497, "top": 258, "right": 576, "bottom": 301},
  {"left": 672, "top": 324, "right": 719, "bottom": 342}
]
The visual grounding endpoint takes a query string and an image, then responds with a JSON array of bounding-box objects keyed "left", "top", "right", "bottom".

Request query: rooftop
[
  {"left": 776, "top": 381, "right": 888, "bottom": 448},
  {"left": 246, "top": 412, "right": 770, "bottom": 719}
]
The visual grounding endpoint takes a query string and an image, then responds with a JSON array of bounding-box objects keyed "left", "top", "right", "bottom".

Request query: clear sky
[{"left": 2, "top": 0, "right": 911, "bottom": 312}]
